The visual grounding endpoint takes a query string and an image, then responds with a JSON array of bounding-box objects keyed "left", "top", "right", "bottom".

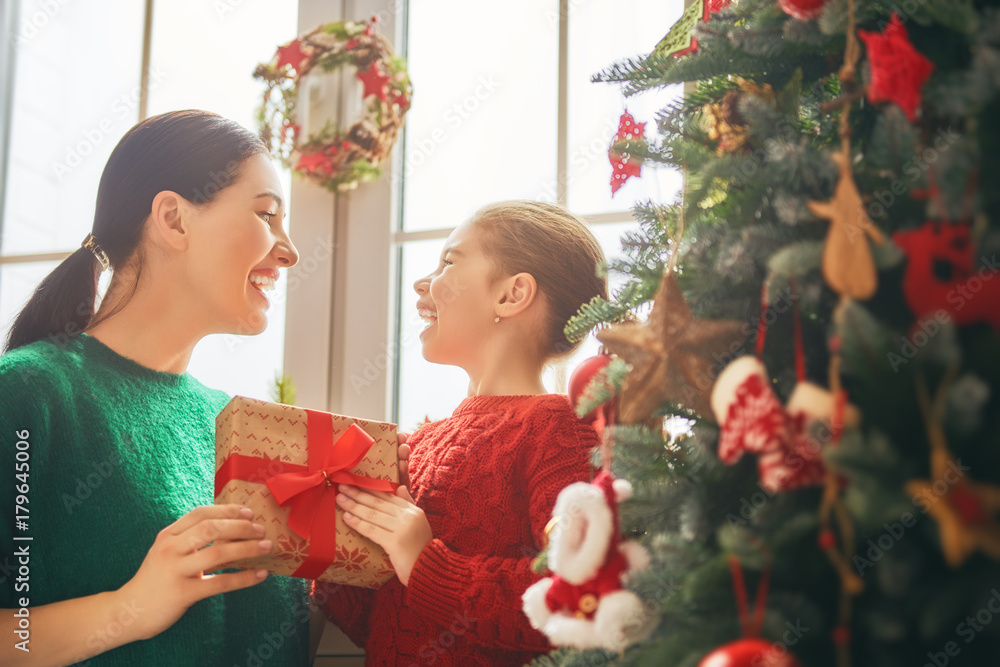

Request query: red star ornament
[
  {"left": 357, "top": 62, "right": 391, "bottom": 102},
  {"left": 276, "top": 39, "right": 310, "bottom": 74},
  {"left": 858, "top": 13, "right": 935, "bottom": 122},
  {"left": 609, "top": 111, "right": 646, "bottom": 196}
]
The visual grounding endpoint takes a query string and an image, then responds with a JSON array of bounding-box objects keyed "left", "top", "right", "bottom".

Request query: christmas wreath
[{"left": 253, "top": 17, "right": 412, "bottom": 192}]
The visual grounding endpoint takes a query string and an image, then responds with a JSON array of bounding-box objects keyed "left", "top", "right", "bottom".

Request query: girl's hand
[
  {"left": 116, "top": 504, "right": 273, "bottom": 641},
  {"left": 397, "top": 433, "right": 411, "bottom": 489},
  {"left": 337, "top": 484, "right": 432, "bottom": 586}
]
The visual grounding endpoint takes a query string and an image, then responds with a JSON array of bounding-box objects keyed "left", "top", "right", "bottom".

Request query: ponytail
[
  {"left": 3, "top": 247, "right": 101, "bottom": 352},
  {"left": 2, "top": 110, "right": 266, "bottom": 354},
  {"left": 472, "top": 201, "right": 608, "bottom": 362}
]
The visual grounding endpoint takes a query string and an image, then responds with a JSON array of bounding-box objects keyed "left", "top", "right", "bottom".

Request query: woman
[{"left": 0, "top": 110, "right": 310, "bottom": 666}]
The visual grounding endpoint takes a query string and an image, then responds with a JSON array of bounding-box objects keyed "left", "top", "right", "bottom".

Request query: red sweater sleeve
[
  {"left": 312, "top": 580, "right": 376, "bottom": 649},
  {"left": 403, "top": 406, "right": 597, "bottom": 651}
]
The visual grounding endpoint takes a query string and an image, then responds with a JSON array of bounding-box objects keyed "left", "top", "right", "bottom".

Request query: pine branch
[
  {"left": 271, "top": 373, "right": 297, "bottom": 405},
  {"left": 564, "top": 278, "right": 661, "bottom": 343}
]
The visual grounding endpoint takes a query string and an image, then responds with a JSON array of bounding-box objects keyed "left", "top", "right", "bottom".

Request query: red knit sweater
[{"left": 315, "top": 394, "right": 598, "bottom": 666}]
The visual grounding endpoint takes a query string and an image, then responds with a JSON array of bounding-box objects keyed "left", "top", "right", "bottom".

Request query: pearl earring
[{"left": 494, "top": 316, "right": 500, "bottom": 323}]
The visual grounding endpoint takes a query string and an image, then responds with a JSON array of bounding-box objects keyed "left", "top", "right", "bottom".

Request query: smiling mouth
[
  {"left": 250, "top": 274, "right": 277, "bottom": 292},
  {"left": 417, "top": 308, "right": 438, "bottom": 328},
  {"left": 249, "top": 275, "right": 277, "bottom": 306}
]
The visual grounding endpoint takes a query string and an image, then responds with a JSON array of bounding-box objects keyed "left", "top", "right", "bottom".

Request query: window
[
  {"left": 0, "top": 0, "right": 299, "bottom": 402},
  {"left": 0, "top": 0, "right": 145, "bottom": 341},
  {"left": 391, "top": 0, "right": 684, "bottom": 430}
]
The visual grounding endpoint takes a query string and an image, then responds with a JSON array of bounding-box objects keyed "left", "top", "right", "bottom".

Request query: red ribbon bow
[{"left": 215, "top": 410, "right": 398, "bottom": 579}]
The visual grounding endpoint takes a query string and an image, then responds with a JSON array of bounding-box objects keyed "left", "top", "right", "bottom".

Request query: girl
[
  {"left": 0, "top": 110, "right": 310, "bottom": 666},
  {"left": 316, "top": 201, "right": 608, "bottom": 665}
]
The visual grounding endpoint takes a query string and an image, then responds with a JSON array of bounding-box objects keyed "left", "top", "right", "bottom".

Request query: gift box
[{"left": 214, "top": 396, "right": 399, "bottom": 588}]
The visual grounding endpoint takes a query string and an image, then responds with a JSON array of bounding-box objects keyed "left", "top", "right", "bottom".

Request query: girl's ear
[
  {"left": 495, "top": 272, "right": 538, "bottom": 318},
  {"left": 147, "top": 190, "right": 192, "bottom": 252}
]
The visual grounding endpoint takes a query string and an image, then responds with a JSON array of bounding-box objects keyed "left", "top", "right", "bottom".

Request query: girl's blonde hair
[{"left": 471, "top": 200, "right": 608, "bottom": 361}]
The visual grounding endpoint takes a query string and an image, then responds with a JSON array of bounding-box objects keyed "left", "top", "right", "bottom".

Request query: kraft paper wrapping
[{"left": 214, "top": 396, "right": 398, "bottom": 588}]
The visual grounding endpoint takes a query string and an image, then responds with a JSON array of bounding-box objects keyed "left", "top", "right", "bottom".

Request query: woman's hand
[
  {"left": 115, "top": 504, "right": 273, "bottom": 641},
  {"left": 337, "top": 484, "right": 432, "bottom": 586}
]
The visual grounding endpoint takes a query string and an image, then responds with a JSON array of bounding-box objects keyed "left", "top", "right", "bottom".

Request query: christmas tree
[{"left": 529, "top": 0, "right": 1000, "bottom": 665}]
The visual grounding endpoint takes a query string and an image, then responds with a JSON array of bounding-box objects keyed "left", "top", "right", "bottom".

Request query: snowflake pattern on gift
[
  {"left": 276, "top": 533, "right": 310, "bottom": 564},
  {"left": 337, "top": 545, "right": 370, "bottom": 572}
]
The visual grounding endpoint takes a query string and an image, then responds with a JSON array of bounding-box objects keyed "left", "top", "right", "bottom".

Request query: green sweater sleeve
[{"left": 0, "top": 350, "right": 54, "bottom": 609}]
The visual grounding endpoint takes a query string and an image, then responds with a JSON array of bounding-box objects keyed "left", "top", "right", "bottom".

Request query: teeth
[
  {"left": 249, "top": 275, "right": 276, "bottom": 292},
  {"left": 417, "top": 308, "right": 437, "bottom": 326}
]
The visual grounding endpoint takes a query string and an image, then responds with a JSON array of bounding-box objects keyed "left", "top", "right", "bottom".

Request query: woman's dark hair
[{"left": 3, "top": 110, "right": 267, "bottom": 353}]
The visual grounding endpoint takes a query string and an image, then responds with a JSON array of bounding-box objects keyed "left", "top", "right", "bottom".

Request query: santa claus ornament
[{"left": 522, "top": 471, "right": 656, "bottom": 650}]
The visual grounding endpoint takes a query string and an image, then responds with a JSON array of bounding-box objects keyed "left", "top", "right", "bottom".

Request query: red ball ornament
[
  {"left": 700, "top": 638, "right": 802, "bottom": 667},
  {"left": 568, "top": 354, "right": 614, "bottom": 424},
  {"left": 777, "top": 0, "right": 831, "bottom": 20}
]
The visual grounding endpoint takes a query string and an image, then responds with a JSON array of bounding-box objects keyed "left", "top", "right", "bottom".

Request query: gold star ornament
[
  {"left": 906, "top": 446, "right": 1000, "bottom": 568},
  {"left": 905, "top": 371, "right": 1000, "bottom": 568},
  {"left": 597, "top": 272, "right": 746, "bottom": 424}
]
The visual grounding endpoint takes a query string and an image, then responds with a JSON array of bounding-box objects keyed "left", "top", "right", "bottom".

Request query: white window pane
[
  {"left": 146, "top": 0, "right": 298, "bottom": 401},
  {"left": 189, "top": 294, "right": 289, "bottom": 402},
  {"left": 2, "top": 1, "right": 145, "bottom": 255},
  {"left": 566, "top": 1, "right": 684, "bottom": 214},
  {"left": 0, "top": 262, "right": 59, "bottom": 344},
  {"left": 396, "top": 239, "right": 469, "bottom": 430},
  {"left": 146, "top": 0, "right": 298, "bottom": 133},
  {"left": 401, "top": 1, "right": 560, "bottom": 232}
]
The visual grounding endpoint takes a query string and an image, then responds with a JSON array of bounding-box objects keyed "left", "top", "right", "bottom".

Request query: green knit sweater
[{"left": 0, "top": 333, "right": 310, "bottom": 666}]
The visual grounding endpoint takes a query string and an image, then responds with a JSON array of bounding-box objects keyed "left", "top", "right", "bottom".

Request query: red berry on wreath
[
  {"left": 699, "top": 638, "right": 802, "bottom": 667},
  {"left": 777, "top": 0, "right": 832, "bottom": 21}
]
